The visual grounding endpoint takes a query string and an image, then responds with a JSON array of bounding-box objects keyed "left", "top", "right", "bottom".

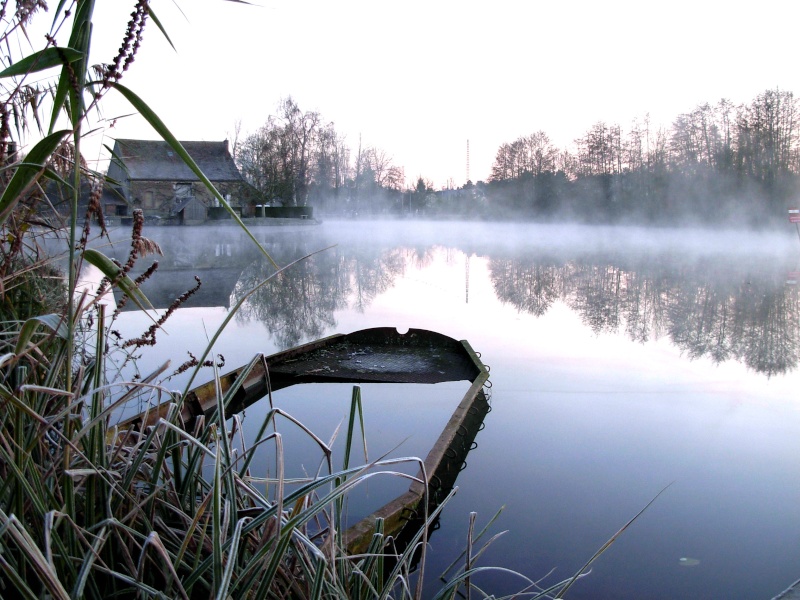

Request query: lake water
[{"left": 105, "top": 219, "right": 800, "bottom": 599}]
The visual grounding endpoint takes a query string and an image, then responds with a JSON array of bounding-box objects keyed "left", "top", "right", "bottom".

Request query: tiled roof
[{"left": 107, "top": 139, "right": 243, "bottom": 183}]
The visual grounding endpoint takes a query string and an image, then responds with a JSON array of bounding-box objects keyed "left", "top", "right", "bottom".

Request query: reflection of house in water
[
  {"left": 106, "top": 228, "right": 259, "bottom": 311},
  {"left": 120, "top": 267, "right": 244, "bottom": 310},
  {"left": 107, "top": 139, "right": 247, "bottom": 224}
]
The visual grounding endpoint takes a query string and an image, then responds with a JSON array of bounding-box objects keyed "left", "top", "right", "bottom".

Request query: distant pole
[
  {"left": 466, "top": 139, "right": 470, "bottom": 184},
  {"left": 465, "top": 254, "right": 470, "bottom": 304}
]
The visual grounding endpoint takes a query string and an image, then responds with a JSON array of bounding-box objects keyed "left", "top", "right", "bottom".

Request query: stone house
[{"left": 106, "top": 139, "right": 247, "bottom": 224}]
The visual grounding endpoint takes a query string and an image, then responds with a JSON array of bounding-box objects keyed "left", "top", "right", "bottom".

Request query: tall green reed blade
[
  {"left": 333, "top": 384, "right": 368, "bottom": 583},
  {"left": 181, "top": 420, "right": 216, "bottom": 507},
  {"left": 351, "top": 517, "right": 386, "bottom": 599},
  {"left": 57, "top": 0, "right": 92, "bottom": 521},
  {"left": 216, "top": 517, "right": 249, "bottom": 600},
  {"left": 465, "top": 512, "right": 476, "bottom": 600},
  {"left": 212, "top": 424, "right": 225, "bottom": 594},
  {"left": 12, "top": 371, "right": 26, "bottom": 519},
  {"left": 0, "top": 131, "right": 70, "bottom": 227},
  {"left": 309, "top": 554, "right": 327, "bottom": 600},
  {"left": 84, "top": 303, "right": 107, "bottom": 531},
  {"left": 0, "top": 512, "right": 70, "bottom": 600},
  {"left": 343, "top": 385, "right": 366, "bottom": 473},
  {"left": 336, "top": 385, "right": 366, "bottom": 540},
  {"left": 554, "top": 483, "right": 673, "bottom": 599},
  {"left": 53, "top": 0, "right": 96, "bottom": 423},
  {"left": 49, "top": 0, "right": 94, "bottom": 132},
  {"left": 211, "top": 360, "right": 242, "bottom": 580},
  {"left": 110, "top": 82, "right": 279, "bottom": 271}
]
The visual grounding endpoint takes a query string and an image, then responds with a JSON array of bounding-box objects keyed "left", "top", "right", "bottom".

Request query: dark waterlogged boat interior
[{"left": 121, "top": 327, "right": 486, "bottom": 429}]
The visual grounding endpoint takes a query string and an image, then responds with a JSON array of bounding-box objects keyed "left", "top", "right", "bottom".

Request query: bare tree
[
  {"left": 522, "top": 131, "right": 558, "bottom": 176},
  {"left": 575, "top": 122, "right": 622, "bottom": 176},
  {"left": 362, "top": 147, "right": 404, "bottom": 189}
]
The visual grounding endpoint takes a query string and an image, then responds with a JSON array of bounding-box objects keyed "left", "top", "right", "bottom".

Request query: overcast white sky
[{"left": 80, "top": 0, "right": 800, "bottom": 188}]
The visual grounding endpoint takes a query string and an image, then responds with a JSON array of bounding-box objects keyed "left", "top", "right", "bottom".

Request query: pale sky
[{"left": 76, "top": 0, "right": 800, "bottom": 188}]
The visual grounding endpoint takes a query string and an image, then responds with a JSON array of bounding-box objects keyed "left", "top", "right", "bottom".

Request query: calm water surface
[{"left": 108, "top": 220, "right": 800, "bottom": 599}]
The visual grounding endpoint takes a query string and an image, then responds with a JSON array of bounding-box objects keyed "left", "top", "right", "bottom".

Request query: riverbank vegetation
[
  {"left": 0, "top": 2, "right": 477, "bottom": 597},
  {"left": 237, "top": 90, "right": 800, "bottom": 228}
]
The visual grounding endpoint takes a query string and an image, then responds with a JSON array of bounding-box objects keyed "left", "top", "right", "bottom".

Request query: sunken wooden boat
[{"left": 119, "top": 327, "right": 491, "bottom": 553}]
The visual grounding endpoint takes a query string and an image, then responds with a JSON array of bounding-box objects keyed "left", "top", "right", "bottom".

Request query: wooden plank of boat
[{"left": 343, "top": 373, "right": 490, "bottom": 553}]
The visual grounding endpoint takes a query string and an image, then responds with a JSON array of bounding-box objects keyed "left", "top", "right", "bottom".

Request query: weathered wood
[
  {"left": 114, "top": 327, "right": 491, "bottom": 558},
  {"left": 118, "top": 328, "right": 484, "bottom": 431},
  {"left": 343, "top": 339, "right": 490, "bottom": 553}
]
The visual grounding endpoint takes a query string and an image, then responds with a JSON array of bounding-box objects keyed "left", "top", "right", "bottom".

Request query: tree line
[
  {"left": 485, "top": 88, "right": 800, "bottom": 226},
  {"left": 235, "top": 89, "right": 800, "bottom": 226},
  {"left": 234, "top": 97, "right": 407, "bottom": 215}
]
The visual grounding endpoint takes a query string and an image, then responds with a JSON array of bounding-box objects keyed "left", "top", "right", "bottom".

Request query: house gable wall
[{"left": 129, "top": 180, "right": 244, "bottom": 220}]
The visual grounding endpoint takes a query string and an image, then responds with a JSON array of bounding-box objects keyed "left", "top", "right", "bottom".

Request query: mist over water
[{"left": 101, "top": 220, "right": 800, "bottom": 599}]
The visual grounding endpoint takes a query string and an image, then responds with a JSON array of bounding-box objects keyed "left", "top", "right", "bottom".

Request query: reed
[
  {"left": 0, "top": 3, "right": 507, "bottom": 598},
  {"left": 0, "top": 3, "right": 654, "bottom": 598}
]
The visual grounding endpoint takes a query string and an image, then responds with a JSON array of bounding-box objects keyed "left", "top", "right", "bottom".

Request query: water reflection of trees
[
  {"left": 232, "top": 245, "right": 405, "bottom": 348},
  {"left": 236, "top": 239, "right": 800, "bottom": 375},
  {"left": 126, "top": 227, "right": 800, "bottom": 375},
  {"left": 490, "top": 254, "right": 800, "bottom": 376},
  {"left": 731, "top": 282, "right": 798, "bottom": 376},
  {"left": 490, "top": 259, "right": 562, "bottom": 317}
]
